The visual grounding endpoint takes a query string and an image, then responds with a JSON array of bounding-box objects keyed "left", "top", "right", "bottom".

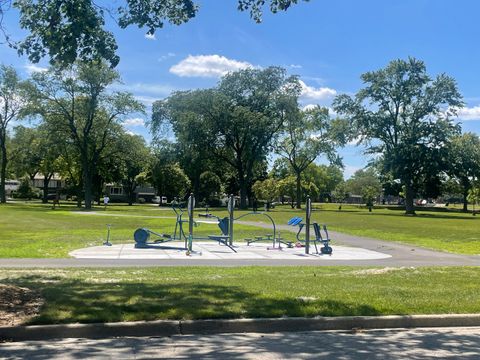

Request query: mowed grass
[
  {"left": 2, "top": 266, "right": 480, "bottom": 325},
  {"left": 0, "top": 202, "right": 291, "bottom": 258},
  {"left": 1, "top": 201, "right": 480, "bottom": 256},
  {"left": 212, "top": 203, "right": 480, "bottom": 254}
]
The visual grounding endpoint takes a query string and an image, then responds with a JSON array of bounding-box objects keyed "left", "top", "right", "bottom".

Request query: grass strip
[{"left": 1, "top": 266, "right": 480, "bottom": 325}]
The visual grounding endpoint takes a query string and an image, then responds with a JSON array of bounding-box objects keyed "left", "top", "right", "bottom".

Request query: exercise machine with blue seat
[{"left": 287, "top": 197, "right": 333, "bottom": 255}]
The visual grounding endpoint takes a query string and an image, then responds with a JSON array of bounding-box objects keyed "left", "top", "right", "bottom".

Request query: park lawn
[
  {"left": 1, "top": 266, "right": 480, "bottom": 325},
  {"left": 211, "top": 203, "right": 480, "bottom": 254},
  {"left": 0, "top": 203, "right": 293, "bottom": 258},
  {"left": 1, "top": 201, "right": 480, "bottom": 256}
]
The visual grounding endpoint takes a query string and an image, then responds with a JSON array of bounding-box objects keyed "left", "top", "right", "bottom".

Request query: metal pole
[
  {"left": 305, "top": 196, "right": 311, "bottom": 254},
  {"left": 228, "top": 194, "right": 235, "bottom": 246},
  {"left": 104, "top": 224, "right": 112, "bottom": 246},
  {"left": 187, "top": 193, "right": 195, "bottom": 252}
]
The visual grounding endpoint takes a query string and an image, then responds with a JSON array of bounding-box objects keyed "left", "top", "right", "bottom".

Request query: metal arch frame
[{"left": 233, "top": 211, "right": 277, "bottom": 247}]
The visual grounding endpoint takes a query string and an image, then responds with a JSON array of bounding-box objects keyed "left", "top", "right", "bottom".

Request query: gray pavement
[{"left": 2, "top": 327, "right": 480, "bottom": 359}]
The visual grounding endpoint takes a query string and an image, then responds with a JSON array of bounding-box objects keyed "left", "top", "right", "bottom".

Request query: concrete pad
[{"left": 69, "top": 241, "right": 391, "bottom": 261}]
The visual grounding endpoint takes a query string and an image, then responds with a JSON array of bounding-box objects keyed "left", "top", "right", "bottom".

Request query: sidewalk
[{"left": 1, "top": 327, "right": 479, "bottom": 359}]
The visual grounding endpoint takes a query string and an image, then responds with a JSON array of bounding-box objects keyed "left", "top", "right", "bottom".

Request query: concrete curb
[{"left": 2, "top": 314, "right": 480, "bottom": 342}]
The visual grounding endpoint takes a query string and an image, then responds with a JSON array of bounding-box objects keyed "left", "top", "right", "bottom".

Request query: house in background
[
  {"left": 5, "top": 180, "right": 20, "bottom": 197},
  {"left": 31, "top": 173, "right": 66, "bottom": 196},
  {"left": 105, "top": 183, "right": 156, "bottom": 203}
]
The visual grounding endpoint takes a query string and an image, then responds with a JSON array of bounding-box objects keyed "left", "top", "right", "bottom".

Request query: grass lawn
[
  {"left": 1, "top": 201, "right": 480, "bottom": 257},
  {"left": 2, "top": 266, "right": 480, "bottom": 325},
  {"left": 0, "top": 202, "right": 294, "bottom": 258}
]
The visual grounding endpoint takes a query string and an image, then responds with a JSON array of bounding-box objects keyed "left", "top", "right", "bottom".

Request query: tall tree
[
  {"left": 333, "top": 58, "right": 463, "bottom": 214},
  {"left": 2, "top": 0, "right": 307, "bottom": 67},
  {"left": 447, "top": 133, "right": 480, "bottom": 211},
  {"left": 35, "top": 123, "right": 64, "bottom": 203},
  {"left": 0, "top": 65, "right": 29, "bottom": 203},
  {"left": 29, "top": 61, "right": 144, "bottom": 209},
  {"left": 303, "top": 163, "right": 344, "bottom": 202},
  {"left": 152, "top": 66, "right": 299, "bottom": 208},
  {"left": 276, "top": 105, "right": 347, "bottom": 208},
  {"left": 115, "top": 133, "right": 151, "bottom": 206},
  {"left": 150, "top": 162, "right": 191, "bottom": 202},
  {"left": 8, "top": 125, "right": 41, "bottom": 180}
]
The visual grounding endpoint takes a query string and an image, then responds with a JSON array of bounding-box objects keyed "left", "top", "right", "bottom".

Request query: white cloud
[
  {"left": 123, "top": 118, "right": 145, "bottom": 127},
  {"left": 170, "top": 54, "right": 253, "bottom": 78},
  {"left": 302, "top": 104, "right": 318, "bottom": 111},
  {"left": 25, "top": 63, "right": 48, "bottom": 74},
  {"left": 289, "top": 64, "right": 302, "bottom": 69},
  {"left": 125, "top": 130, "right": 137, "bottom": 136},
  {"left": 134, "top": 95, "right": 158, "bottom": 106},
  {"left": 299, "top": 80, "right": 337, "bottom": 101},
  {"left": 347, "top": 136, "right": 364, "bottom": 146},
  {"left": 344, "top": 165, "right": 362, "bottom": 179},
  {"left": 158, "top": 52, "right": 176, "bottom": 62},
  {"left": 111, "top": 83, "right": 176, "bottom": 97},
  {"left": 145, "top": 33, "right": 156, "bottom": 40},
  {"left": 456, "top": 105, "right": 480, "bottom": 121}
]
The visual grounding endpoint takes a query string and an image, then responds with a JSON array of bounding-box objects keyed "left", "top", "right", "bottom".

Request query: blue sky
[{"left": 2, "top": 0, "right": 480, "bottom": 177}]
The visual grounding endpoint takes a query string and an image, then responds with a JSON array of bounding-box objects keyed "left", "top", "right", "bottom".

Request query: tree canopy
[
  {"left": 333, "top": 57, "right": 463, "bottom": 214},
  {"left": 152, "top": 66, "right": 299, "bottom": 208},
  {"left": 1, "top": 0, "right": 308, "bottom": 67}
]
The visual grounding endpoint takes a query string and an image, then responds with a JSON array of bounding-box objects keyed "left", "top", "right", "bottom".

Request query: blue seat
[{"left": 288, "top": 217, "right": 303, "bottom": 226}]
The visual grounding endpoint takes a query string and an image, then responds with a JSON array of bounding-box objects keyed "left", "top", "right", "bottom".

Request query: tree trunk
[
  {"left": 239, "top": 178, "right": 248, "bottom": 209},
  {"left": 42, "top": 176, "right": 50, "bottom": 204},
  {"left": 463, "top": 185, "right": 469, "bottom": 212},
  {"left": 127, "top": 183, "right": 135, "bottom": 206},
  {"left": 295, "top": 173, "right": 302, "bottom": 209},
  {"left": 238, "top": 166, "right": 248, "bottom": 209},
  {"left": 83, "top": 165, "right": 93, "bottom": 210},
  {"left": 0, "top": 142, "right": 6, "bottom": 204},
  {"left": 404, "top": 183, "right": 416, "bottom": 215}
]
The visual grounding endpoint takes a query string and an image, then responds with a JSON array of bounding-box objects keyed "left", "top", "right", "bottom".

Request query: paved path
[
  {"left": 0, "top": 221, "right": 479, "bottom": 267},
  {"left": 1, "top": 327, "right": 480, "bottom": 359}
]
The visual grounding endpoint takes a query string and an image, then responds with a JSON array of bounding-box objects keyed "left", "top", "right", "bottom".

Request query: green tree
[
  {"left": 115, "top": 133, "right": 151, "bottom": 206},
  {"left": 15, "top": 176, "right": 37, "bottom": 199},
  {"left": 198, "top": 171, "right": 222, "bottom": 204},
  {"left": 2, "top": 0, "right": 307, "bottom": 67},
  {"left": 276, "top": 105, "right": 347, "bottom": 208},
  {"left": 0, "top": 65, "right": 29, "bottom": 203},
  {"left": 252, "top": 178, "right": 279, "bottom": 210},
  {"left": 302, "top": 163, "right": 343, "bottom": 202},
  {"left": 152, "top": 66, "right": 298, "bottom": 209},
  {"left": 29, "top": 61, "right": 144, "bottom": 209},
  {"left": 8, "top": 125, "right": 41, "bottom": 180},
  {"left": 36, "top": 123, "right": 64, "bottom": 203},
  {"left": 467, "top": 186, "right": 480, "bottom": 213},
  {"left": 334, "top": 58, "right": 463, "bottom": 214},
  {"left": 332, "top": 181, "right": 348, "bottom": 204},
  {"left": 447, "top": 133, "right": 480, "bottom": 212},
  {"left": 150, "top": 163, "right": 191, "bottom": 202},
  {"left": 277, "top": 175, "right": 317, "bottom": 208},
  {"left": 345, "top": 168, "right": 383, "bottom": 206}
]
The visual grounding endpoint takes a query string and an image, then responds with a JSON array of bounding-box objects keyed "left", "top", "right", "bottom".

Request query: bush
[
  {"left": 137, "top": 197, "right": 146, "bottom": 204},
  {"left": 15, "top": 178, "right": 39, "bottom": 199}
]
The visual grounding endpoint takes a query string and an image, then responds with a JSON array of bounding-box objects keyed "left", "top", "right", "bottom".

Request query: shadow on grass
[{"left": 4, "top": 275, "right": 382, "bottom": 325}]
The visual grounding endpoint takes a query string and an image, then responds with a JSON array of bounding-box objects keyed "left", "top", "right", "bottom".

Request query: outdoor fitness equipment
[
  {"left": 134, "top": 194, "right": 236, "bottom": 253},
  {"left": 222, "top": 194, "right": 285, "bottom": 250},
  {"left": 288, "top": 197, "right": 333, "bottom": 255},
  {"left": 133, "top": 199, "right": 189, "bottom": 249}
]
